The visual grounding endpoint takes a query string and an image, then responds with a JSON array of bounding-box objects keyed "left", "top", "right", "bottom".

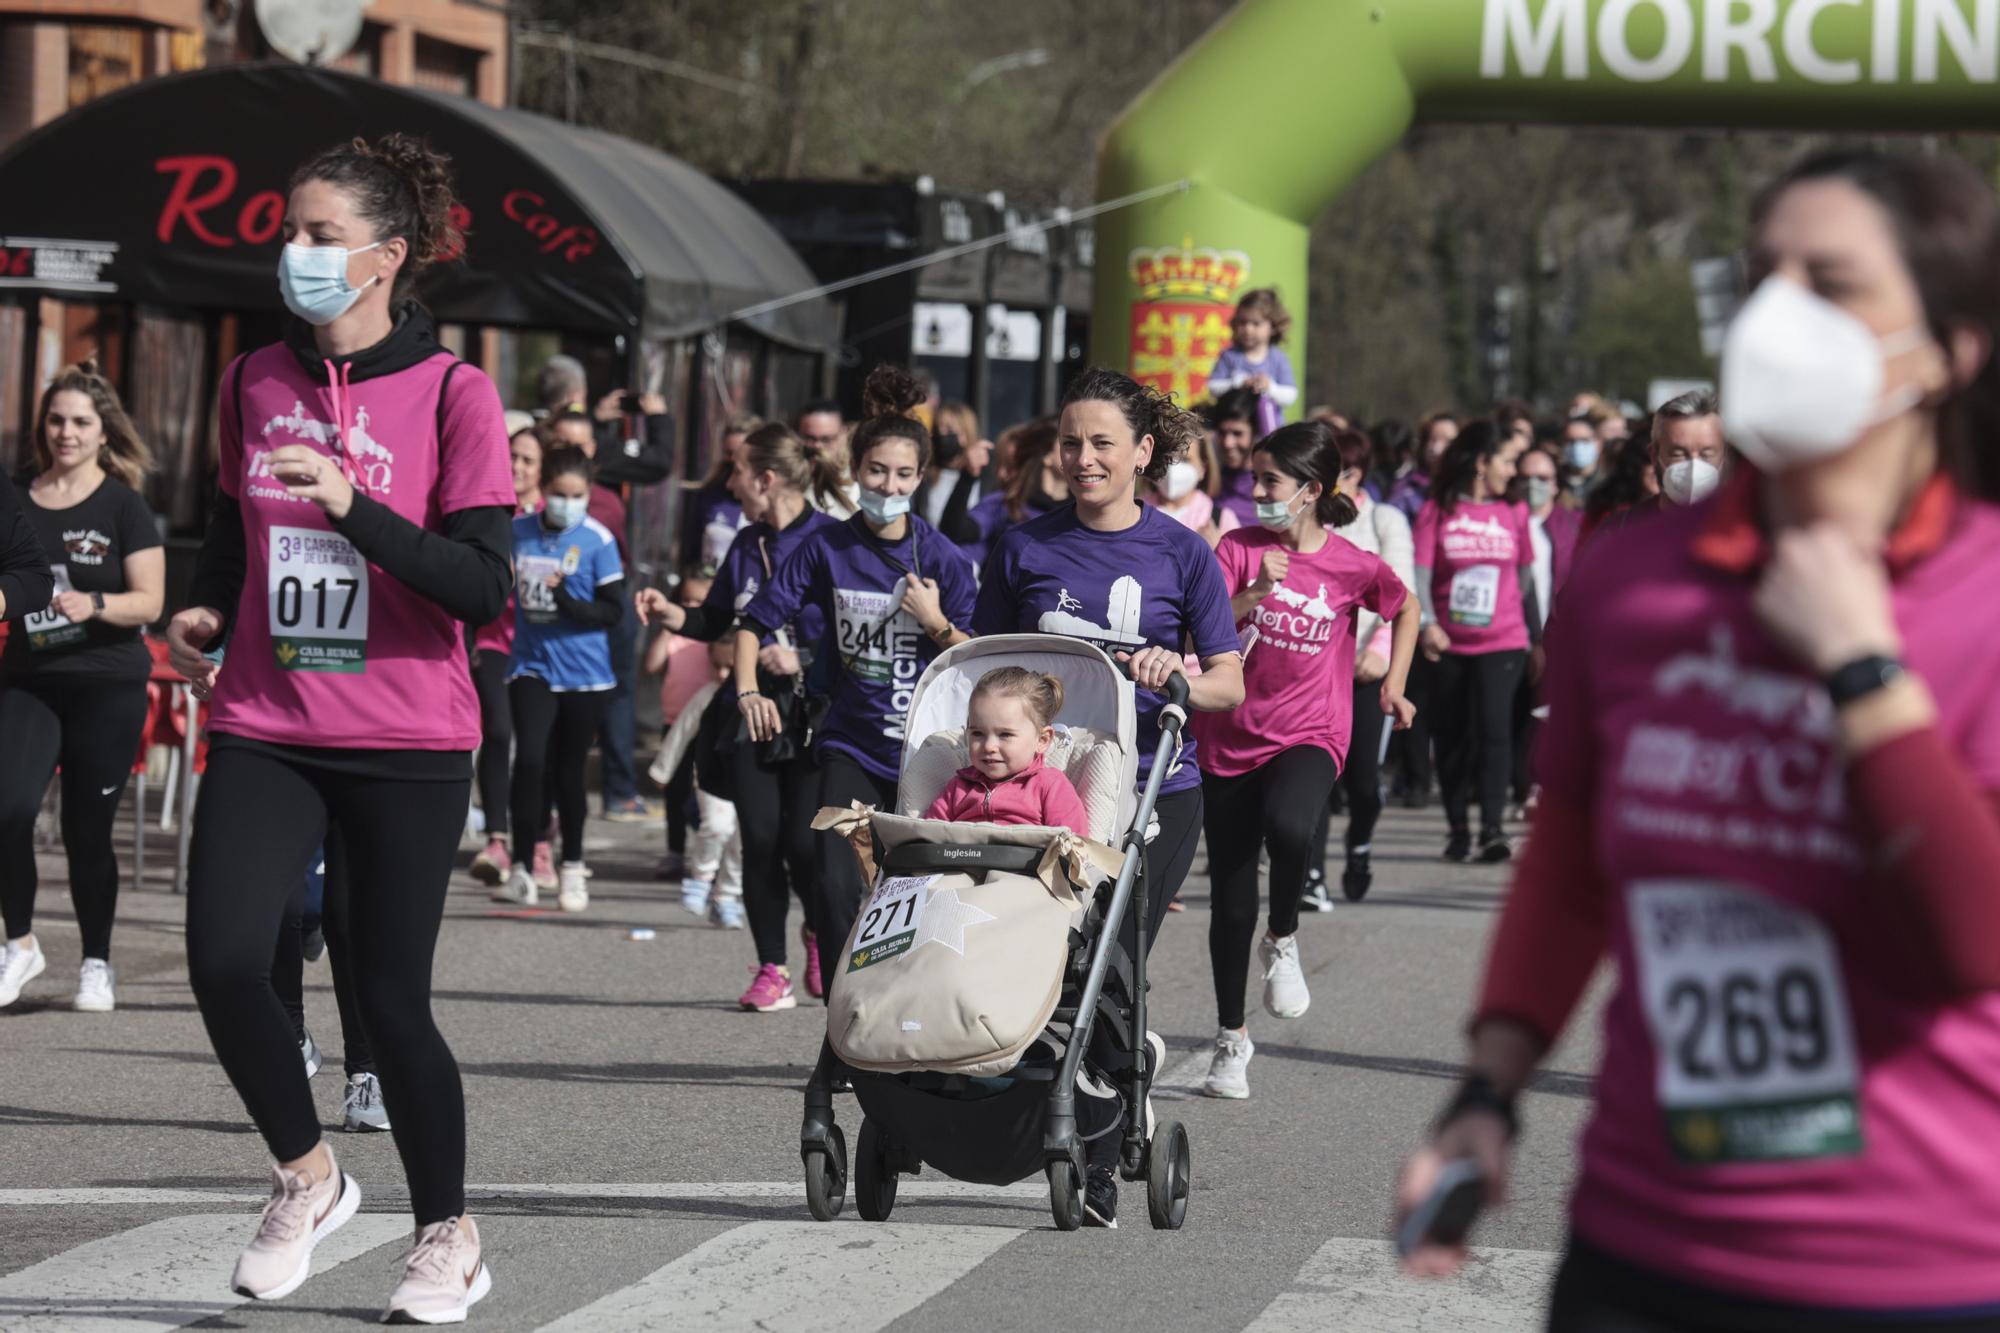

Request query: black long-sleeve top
[{"left": 0, "top": 471, "right": 53, "bottom": 623}]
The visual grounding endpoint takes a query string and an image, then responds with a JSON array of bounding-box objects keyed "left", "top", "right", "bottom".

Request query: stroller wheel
[
  {"left": 1146, "top": 1119, "right": 1191, "bottom": 1230},
  {"left": 1047, "top": 1159, "right": 1084, "bottom": 1232},
  {"left": 855, "top": 1117, "right": 898, "bottom": 1222},
  {"left": 804, "top": 1123, "right": 848, "bottom": 1222}
]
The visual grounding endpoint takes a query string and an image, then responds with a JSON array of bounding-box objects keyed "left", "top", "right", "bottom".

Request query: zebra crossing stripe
[
  {"left": 0, "top": 1212, "right": 409, "bottom": 1332},
  {"left": 0, "top": 1180, "right": 1047, "bottom": 1207},
  {"left": 1240, "top": 1238, "right": 1557, "bottom": 1332},
  {"left": 535, "top": 1221, "right": 1022, "bottom": 1333}
]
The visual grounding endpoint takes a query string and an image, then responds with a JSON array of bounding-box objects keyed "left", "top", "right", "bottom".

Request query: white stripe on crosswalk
[
  {"left": 1242, "top": 1238, "right": 1556, "bottom": 1332},
  {"left": 0, "top": 1212, "right": 409, "bottom": 1332},
  {"left": 535, "top": 1221, "right": 1021, "bottom": 1333},
  {"left": 0, "top": 1180, "right": 1047, "bottom": 1207}
]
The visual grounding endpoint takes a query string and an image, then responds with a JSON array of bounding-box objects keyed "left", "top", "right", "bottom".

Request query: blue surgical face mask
[
  {"left": 278, "top": 240, "right": 385, "bottom": 326},
  {"left": 542, "top": 494, "right": 588, "bottom": 530},
  {"left": 855, "top": 486, "right": 912, "bottom": 525},
  {"left": 1524, "top": 477, "right": 1555, "bottom": 510},
  {"left": 1255, "top": 488, "right": 1312, "bottom": 531},
  {"left": 1563, "top": 438, "right": 1601, "bottom": 472}
]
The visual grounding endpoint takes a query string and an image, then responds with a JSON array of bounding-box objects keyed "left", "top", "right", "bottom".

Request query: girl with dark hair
[
  {"left": 1412, "top": 419, "right": 1538, "bottom": 863},
  {"left": 0, "top": 361, "right": 163, "bottom": 1014},
  {"left": 165, "top": 133, "right": 512, "bottom": 1320},
  {"left": 972, "top": 366, "right": 1244, "bottom": 1225},
  {"left": 635, "top": 420, "right": 846, "bottom": 1011},
  {"left": 1193, "top": 421, "right": 1418, "bottom": 1099},
  {"left": 1400, "top": 148, "right": 2000, "bottom": 1329},
  {"left": 736, "top": 364, "right": 978, "bottom": 994}
]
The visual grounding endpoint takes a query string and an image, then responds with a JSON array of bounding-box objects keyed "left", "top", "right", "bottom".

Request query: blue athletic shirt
[
  {"left": 744, "top": 515, "right": 977, "bottom": 780},
  {"left": 973, "top": 502, "right": 1239, "bottom": 795},
  {"left": 508, "top": 511, "right": 622, "bottom": 691}
]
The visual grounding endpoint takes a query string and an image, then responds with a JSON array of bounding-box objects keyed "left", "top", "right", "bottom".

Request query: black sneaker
[
  {"left": 1478, "top": 830, "right": 1513, "bottom": 864},
  {"left": 1443, "top": 832, "right": 1471, "bottom": 863},
  {"left": 1342, "top": 850, "right": 1372, "bottom": 902},
  {"left": 1300, "top": 869, "right": 1335, "bottom": 913},
  {"left": 1083, "top": 1164, "right": 1118, "bottom": 1228}
]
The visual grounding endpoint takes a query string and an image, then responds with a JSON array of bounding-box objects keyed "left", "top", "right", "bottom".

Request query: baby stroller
[{"left": 799, "top": 633, "right": 1192, "bottom": 1231}]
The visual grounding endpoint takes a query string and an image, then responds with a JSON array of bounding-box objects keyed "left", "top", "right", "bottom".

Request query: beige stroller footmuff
[{"left": 814, "top": 807, "right": 1122, "bottom": 1078}]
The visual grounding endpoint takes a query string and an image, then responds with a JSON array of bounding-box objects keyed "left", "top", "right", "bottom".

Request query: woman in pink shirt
[
  {"left": 924, "top": 667, "right": 1088, "bottom": 836},
  {"left": 1399, "top": 149, "right": 2000, "bottom": 1330},
  {"left": 1412, "top": 420, "right": 1538, "bottom": 864},
  {"left": 1192, "top": 420, "right": 1418, "bottom": 1100}
]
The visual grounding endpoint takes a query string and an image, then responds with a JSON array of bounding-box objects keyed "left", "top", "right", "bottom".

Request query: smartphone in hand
[{"left": 1397, "top": 1158, "right": 1486, "bottom": 1259}]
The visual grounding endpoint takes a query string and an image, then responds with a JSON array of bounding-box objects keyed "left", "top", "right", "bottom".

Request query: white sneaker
[
  {"left": 0, "top": 936, "right": 46, "bottom": 1007},
  {"left": 557, "top": 863, "right": 589, "bottom": 913},
  {"left": 1202, "top": 1027, "right": 1254, "bottom": 1100},
  {"left": 492, "top": 864, "right": 537, "bottom": 907},
  {"left": 1260, "top": 932, "right": 1311, "bottom": 1019},
  {"left": 384, "top": 1214, "right": 491, "bottom": 1324},
  {"left": 74, "top": 958, "right": 115, "bottom": 1012},
  {"left": 231, "top": 1157, "right": 361, "bottom": 1301}
]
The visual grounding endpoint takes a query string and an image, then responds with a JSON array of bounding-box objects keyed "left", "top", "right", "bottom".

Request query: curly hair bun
[
  {"left": 361, "top": 132, "right": 462, "bottom": 268},
  {"left": 861, "top": 363, "right": 926, "bottom": 420}
]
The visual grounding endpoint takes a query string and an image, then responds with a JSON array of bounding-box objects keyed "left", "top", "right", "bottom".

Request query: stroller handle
[{"left": 1121, "top": 658, "right": 1193, "bottom": 713}]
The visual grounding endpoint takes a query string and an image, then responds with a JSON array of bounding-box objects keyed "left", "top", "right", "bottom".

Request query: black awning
[{"left": 0, "top": 64, "right": 836, "bottom": 350}]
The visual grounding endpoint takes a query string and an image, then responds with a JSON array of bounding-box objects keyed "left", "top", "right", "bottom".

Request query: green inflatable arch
[{"left": 1094, "top": 0, "right": 2000, "bottom": 410}]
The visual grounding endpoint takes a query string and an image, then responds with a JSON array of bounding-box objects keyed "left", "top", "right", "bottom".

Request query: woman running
[
  {"left": 636, "top": 422, "right": 843, "bottom": 1012},
  {"left": 0, "top": 361, "right": 163, "bottom": 1012},
  {"left": 1193, "top": 421, "right": 1417, "bottom": 1099},
  {"left": 972, "top": 365, "right": 1243, "bottom": 1227},
  {"left": 495, "top": 445, "right": 625, "bottom": 912},
  {"left": 166, "top": 133, "right": 510, "bottom": 1321},
  {"left": 736, "top": 366, "right": 978, "bottom": 992},
  {"left": 956, "top": 416, "right": 1065, "bottom": 567},
  {"left": 1412, "top": 419, "right": 1538, "bottom": 864},
  {"left": 1399, "top": 148, "right": 2000, "bottom": 1331},
  {"left": 469, "top": 422, "right": 545, "bottom": 890}
]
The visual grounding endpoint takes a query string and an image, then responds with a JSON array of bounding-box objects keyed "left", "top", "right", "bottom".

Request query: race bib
[
  {"left": 834, "top": 587, "right": 919, "bottom": 684},
  {"left": 24, "top": 563, "right": 86, "bottom": 652},
  {"left": 847, "top": 874, "right": 938, "bottom": 973},
  {"left": 516, "top": 555, "right": 562, "bottom": 626},
  {"left": 1631, "top": 880, "right": 1863, "bottom": 1164},
  {"left": 268, "top": 526, "right": 370, "bottom": 673},
  {"left": 1448, "top": 565, "right": 1500, "bottom": 627}
]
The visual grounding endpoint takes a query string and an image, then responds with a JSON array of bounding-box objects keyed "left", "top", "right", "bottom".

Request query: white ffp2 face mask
[
  {"left": 1660, "top": 457, "right": 1721, "bottom": 506},
  {"left": 1720, "top": 276, "right": 1929, "bottom": 473}
]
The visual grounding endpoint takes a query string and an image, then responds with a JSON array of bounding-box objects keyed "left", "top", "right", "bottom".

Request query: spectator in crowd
[{"left": 1650, "top": 388, "right": 1729, "bottom": 507}]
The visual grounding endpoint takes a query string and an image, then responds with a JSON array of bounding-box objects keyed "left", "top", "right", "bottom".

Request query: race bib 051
[
  {"left": 1448, "top": 565, "right": 1500, "bottom": 628},
  {"left": 24, "top": 563, "right": 86, "bottom": 652}
]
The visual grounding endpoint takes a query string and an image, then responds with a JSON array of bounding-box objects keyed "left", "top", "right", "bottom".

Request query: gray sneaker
[
  {"left": 300, "top": 1028, "right": 323, "bottom": 1080},
  {"left": 342, "top": 1073, "right": 390, "bottom": 1132},
  {"left": 1260, "top": 932, "right": 1311, "bottom": 1019},
  {"left": 1201, "top": 1027, "right": 1254, "bottom": 1100}
]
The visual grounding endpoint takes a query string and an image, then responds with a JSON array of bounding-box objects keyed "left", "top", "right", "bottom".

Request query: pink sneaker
[
  {"left": 383, "top": 1213, "right": 491, "bottom": 1324},
  {"left": 531, "top": 841, "right": 557, "bottom": 891},
  {"left": 230, "top": 1157, "right": 361, "bottom": 1301},
  {"left": 739, "top": 963, "right": 797, "bottom": 1012},
  {"left": 469, "top": 838, "right": 511, "bottom": 887},
  {"left": 800, "top": 925, "right": 824, "bottom": 1000}
]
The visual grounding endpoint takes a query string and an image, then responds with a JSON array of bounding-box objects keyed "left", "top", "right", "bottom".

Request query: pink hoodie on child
[{"left": 923, "top": 754, "right": 1090, "bottom": 838}]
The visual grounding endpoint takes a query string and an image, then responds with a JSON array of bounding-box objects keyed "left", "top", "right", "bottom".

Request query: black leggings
[
  {"left": 471, "top": 649, "right": 512, "bottom": 838},
  {"left": 1202, "top": 747, "right": 1338, "bottom": 1030},
  {"left": 1429, "top": 649, "right": 1528, "bottom": 838},
  {"left": 664, "top": 750, "right": 695, "bottom": 857},
  {"left": 509, "top": 677, "right": 606, "bottom": 865},
  {"left": 731, "top": 741, "right": 820, "bottom": 968},
  {"left": 813, "top": 751, "right": 899, "bottom": 989},
  {"left": 0, "top": 675, "right": 150, "bottom": 958},
  {"left": 186, "top": 744, "right": 468, "bottom": 1223},
  {"left": 272, "top": 832, "right": 373, "bottom": 1077}
]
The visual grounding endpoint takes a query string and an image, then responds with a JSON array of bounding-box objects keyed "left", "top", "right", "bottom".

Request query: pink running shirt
[{"left": 1411, "top": 498, "right": 1534, "bottom": 655}]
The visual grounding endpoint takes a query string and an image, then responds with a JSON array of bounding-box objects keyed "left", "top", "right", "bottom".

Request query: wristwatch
[
  {"left": 1437, "top": 1074, "right": 1519, "bottom": 1141},
  {"left": 1825, "top": 654, "right": 1904, "bottom": 708},
  {"left": 90, "top": 591, "right": 105, "bottom": 612},
  {"left": 929, "top": 622, "right": 957, "bottom": 645}
]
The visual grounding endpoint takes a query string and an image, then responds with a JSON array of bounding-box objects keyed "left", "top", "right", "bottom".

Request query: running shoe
[
  {"left": 231, "top": 1156, "right": 361, "bottom": 1301},
  {"left": 680, "top": 877, "right": 713, "bottom": 916},
  {"left": 1083, "top": 1164, "right": 1119, "bottom": 1229},
  {"left": 301, "top": 1028, "right": 323, "bottom": 1080},
  {"left": 469, "top": 838, "right": 511, "bottom": 887},
  {"left": 801, "top": 926, "right": 824, "bottom": 1000},
  {"left": 1201, "top": 1027, "right": 1254, "bottom": 1100},
  {"left": 1442, "top": 831, "right": 1471, "bottom": 863},
  {"left": 557, "top": 863, "right": 589, "bottom": 913},
  {"left": 1478, "top": 829, "right": 1513, "bottom": 864},
  {"left": 1342, "top": 848, "right": 1373, "bottom": 902},
  {"left": 1260, "top": 933, "right": 1310, "bottom": 1019},
  {"left": 711, "top": 896, "right": 746, "bottom": 930},
  {"left": 74, "top": 958, "right": 115, "bottom": 1013},
  {"left": 342, "top": 1073, "right": 391, "bottom": 1133},
  {"left": 0, "top": 935, "right": 46, "bottom": 1008},
  {"left": 531, "top": 842, "right": 558, "bottom": 891},
  {"left": 604, "top": 796, "right": 658, "bottom": 824},
  {"left": 493, "top": 864, "right": 538, "bottom": 907},
  {"left": 739, "top": 963, "right": 796, "bottom": 1012},
  {"left": 383, "top": 1214, "right": 490, "bottom": 1325},
  {"left": 1300, "top": 869, "right": 1335, "bottom": 913}
]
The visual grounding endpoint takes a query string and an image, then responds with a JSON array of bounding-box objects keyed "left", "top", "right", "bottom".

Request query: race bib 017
[
  {"left": 269, "top": 526, "right": 369, "bottom": 673},
  {"left": 847, "top": 874, "right": 939, "bottom": 973},
  {"left": 24, "top": 562, "right": 86, "bottom": 652},
  {"left": 1630, "top": 880, "right": 1863, "bottom": 1165},
  {"left": 1448, "top": 564, "right": 1500, "bottom": 628}
]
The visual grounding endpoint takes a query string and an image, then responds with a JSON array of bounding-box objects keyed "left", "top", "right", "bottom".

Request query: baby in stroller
[{"left": 802, "top": 634, "right": 1192, "bottom": 1231}]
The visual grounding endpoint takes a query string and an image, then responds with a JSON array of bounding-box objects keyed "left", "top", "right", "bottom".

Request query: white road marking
[
  {"left": 0, "top": 1180, "right": 1049, "bottom": 1207},
  {"left": 1242, "top": 1237, "right": 1557, "bottom": 1333},
  {"left": 1154, "top": 1046, "right": 1216, "bottom": 1098},
  {"left": 0, "top": 1212, "right": 409, "bottom": 1332},
  {"left": 535, "top": 1220, "right": 1021, "bottom": 1333}
]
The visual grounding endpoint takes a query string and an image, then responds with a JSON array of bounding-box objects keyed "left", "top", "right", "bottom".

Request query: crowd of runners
[{"left": 2, "top": 133, "right": 1999, "bottom": 1330}]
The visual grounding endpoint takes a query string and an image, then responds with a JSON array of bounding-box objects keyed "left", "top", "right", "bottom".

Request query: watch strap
[
  {"left": 1437, "top": 1073, "right": 1519, "bottom": 1141},
  {"left": 1824, "top": 655, "right": 1904, "bottom": 708}
]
